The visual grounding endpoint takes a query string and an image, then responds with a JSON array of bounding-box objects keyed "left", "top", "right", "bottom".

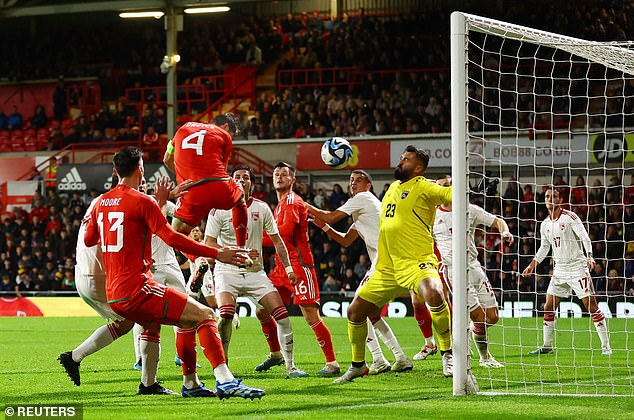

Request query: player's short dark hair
[
  {"left": 113, "top": 146, "right": 142, "bottom": 178},
  {"left": 232, "top": 164, "right": 253, "bottom": 180},
  {"left": 212, "top": 112, "right": 240, "bottom": 137},
  {"left": 351, "top": 169, "right": 373, "bottom": 184},
  {"left": 274, "top": 162, "right": 295, "bottom": 176},
  {"left": 404, "top": 145, "right": 430, "bottom": 170}
]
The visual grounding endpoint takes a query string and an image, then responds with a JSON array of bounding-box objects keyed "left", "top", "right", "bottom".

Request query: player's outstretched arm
[
  {"left": 306, "top": 202, "right": 348, "bottom": 226},
  {"left": 492, "top": 216, "right": 514, "bottom": 245},
  {"left": 155, "top": 224, "right": 252, "bottom": 266},
  {"left": 309, "top": 214, "right": 359, "bottom": 248}
]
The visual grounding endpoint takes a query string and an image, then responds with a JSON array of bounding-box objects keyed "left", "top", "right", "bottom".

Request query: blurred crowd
[
  {"left": 3, "top": 173, "right": 634, "bottom": 299},
  {"left": 472, "top": 173, "right": 634, "bottom": 299},
  {"left": 3, "top": 1, "right": 634, "bottom": 149}
]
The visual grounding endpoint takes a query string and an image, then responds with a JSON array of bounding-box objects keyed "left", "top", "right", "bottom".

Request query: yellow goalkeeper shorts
[{"left": 357, "top": 254, "right": 439, "bottom": 307}]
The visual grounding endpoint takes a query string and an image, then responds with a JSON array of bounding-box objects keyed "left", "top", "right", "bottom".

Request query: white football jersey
[
  {"left": 433, "top": 203, "right": 496, "bottom": 265},
  {"left": 338, "top": 191, "right": 381, "bottom": 273},
  {"left": 151, "top": 200, "right": 177, "bottom": 266},
  {"left": 205, "top": 198, "right": 277, "bottom": 273},
  {"left": 75, "top": 196, "right": 104, "bottom": 277},
  {"left": 535, "top": 209, "right": 592, "bottom": 273}
]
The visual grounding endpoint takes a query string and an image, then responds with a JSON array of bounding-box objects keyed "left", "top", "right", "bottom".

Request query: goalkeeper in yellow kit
[{"left": 335, "top": 145, "right": 454, "bottom": 383}]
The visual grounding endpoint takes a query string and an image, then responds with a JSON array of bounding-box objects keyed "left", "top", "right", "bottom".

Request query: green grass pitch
[{"left": 0, "top": 317, "right": 632, "bottom": 419}]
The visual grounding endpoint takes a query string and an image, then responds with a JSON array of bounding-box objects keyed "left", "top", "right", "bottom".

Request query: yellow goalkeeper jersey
[{"left": 378, "top": 176, "right": 452, "bottom": 261}]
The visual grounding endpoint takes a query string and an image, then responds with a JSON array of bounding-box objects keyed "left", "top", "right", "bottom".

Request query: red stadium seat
[
  {"left": 36, "top": 128, "right": 49, "bottom": 150},
  {"left": 0, "top": 130, "right": 11, "bottom": 153},
  {"left": 11, "top": 129, "right": 25, "bottom": 152},
  {"left": 24, "top": 128, "right": 39, "bottom": 151}
]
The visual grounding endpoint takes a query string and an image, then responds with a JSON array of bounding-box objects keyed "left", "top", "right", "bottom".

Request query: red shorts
[
  {"left": 174, "top": 178, "right": 244, "bottom": 227},
  {"left": 270, "top": 263, "right": 320, "bottom": 306},
  {"left": 109, "top": 280, "right": 188, "bottom": 327}
]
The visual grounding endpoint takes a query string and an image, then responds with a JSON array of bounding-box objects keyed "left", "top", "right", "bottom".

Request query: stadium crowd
[
  {"left": 2, "top": 2, "right": 634, "bottom": 299},
  {"left": 3, "top": 1, "right": 634, "bottom": 149},
  {"left": 2, "top": 172, "right": 634, "bottom": 299}
]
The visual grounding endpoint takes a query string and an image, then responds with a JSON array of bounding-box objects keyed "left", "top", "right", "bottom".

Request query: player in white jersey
[
  {"left": 204, "top": 165, "right": 308, "bottom": 379},
  {"left": 433, "top": 176, "right": 513, "bottom": 367},
  {"left": 58, "top": 178, "right": 180, "bottom": 395},
  {"left": 307, "top": 170, "right": 413, "bottom": 375},
  {"left": 522, "top": 187, "right": 611, "bottom": 355},
  {"left": 132, "top": 177, "right": 194, "bottom": 373}
]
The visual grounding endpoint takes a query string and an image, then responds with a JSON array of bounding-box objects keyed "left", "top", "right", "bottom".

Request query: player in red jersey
[
  {"left": 163, "top": 113, "right": 248, "bottom": 248},
  {"left": 84, "top": 146, "right": 264, "bottom": 399},
  {"left": 254, "top": 162, "right": 340, "bottom": 376}
]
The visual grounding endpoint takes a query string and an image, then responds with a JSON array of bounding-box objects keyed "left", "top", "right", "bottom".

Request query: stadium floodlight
[
  {"left": 451, "top": 11, "right": 634, "bottom": 397},
  {"left": 184, "top": 6, "right": 230, "bottom": 14},
  {"left": 119, "top": 11, "right": 164, "bottom": 19}
]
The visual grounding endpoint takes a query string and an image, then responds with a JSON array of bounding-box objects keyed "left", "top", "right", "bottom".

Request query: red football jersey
[
  {"left": 172, "top": 122, "right": 232, "bottom": 184},
  {"left": 273, "top": 191, "right": 315, "bottom": 267},
  {"left": 84, "top": 184, "right": 167, "bottom": 301}
]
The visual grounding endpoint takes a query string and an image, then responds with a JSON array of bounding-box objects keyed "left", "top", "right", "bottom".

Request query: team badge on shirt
[
  {"left": 560, "top": 223, "right": 566, "bottom": 231},
  {"left": 401, "top": 191, "right": 409, "bottom": 199},
  {"left": 252, "top": 212, "right": 259, "bottom": 221}
]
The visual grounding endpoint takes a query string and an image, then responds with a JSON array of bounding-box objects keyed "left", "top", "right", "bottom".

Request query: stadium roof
[{"left": 0, "top": 0, "right": 262, "bottom": 18}]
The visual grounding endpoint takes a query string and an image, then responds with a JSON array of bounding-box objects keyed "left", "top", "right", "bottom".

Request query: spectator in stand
[
  {"left": 321, "top": 274, "right": 340, "bottom": 293},
  {"left": 378, "top": 183, "right": 390, "bottom": 201},
  {"left": 353, "top": 253, "right": 370, "bottom": 280},
  {"left": 16, "top": 268, "right": 35, "bottom": 295},
  {"left": 8, "top": 105, "right": 23, "bottom": 130},
  {"left": 142, "top": 126, "right": 160, "bottom": 161},
  {"left": 0, "top": 274, "right": 17, "bottom": 297},
  {"left": 31, "top": 104, "right": 47, "bottom": 130},
  {"left": 329, "top": 183, "right": 347, "bottom": 209},
  {"left": 29, "top": 200, "right": 49, "bottom": 224},
  {"left": 339, "top": 267, "right": 360, "bottom": 295},
  {"left": 33, "top": 271, "right": 48, "bottom": 292},
  {"left": 591, "top": 260, "right": 607, "bottom": 295},
  {"left": 53, "top": 77, "right": 67, "bottom": 122},
  {"left": 245, "top": 35, "right": 263, "bottom": 66},
  {"left": 0, "top": 108, "right": 8, "bottom": 130}
]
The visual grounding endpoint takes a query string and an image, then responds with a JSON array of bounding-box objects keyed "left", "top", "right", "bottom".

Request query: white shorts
[
  {"left": 75, "top": 270, "right": 124, "bottom": 322},
  {"left": 152, "top": 263, "right": 186, "bottom": 293},
  {"left": 547, "top": 268, "right": 593, "bottom": 299},
  {"left": 445, "top": 262, "right": 497, "bottom": 311},
  {"left": 214, "top": 270, "right": 277, "bottom": 302}
]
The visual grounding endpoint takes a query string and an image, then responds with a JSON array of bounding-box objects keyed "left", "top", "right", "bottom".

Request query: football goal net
[{"left": 450, "top": 12, "right": 634, "bottom": 396}]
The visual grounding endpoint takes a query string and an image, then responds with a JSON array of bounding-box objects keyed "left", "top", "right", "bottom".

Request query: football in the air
[{"left": 321, "top": 137, "right": 353, "bottom": 168}]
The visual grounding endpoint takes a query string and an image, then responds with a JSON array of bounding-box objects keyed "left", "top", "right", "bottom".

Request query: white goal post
[{"left": 451, "top": 12, "right": 634, "bottom": 396}]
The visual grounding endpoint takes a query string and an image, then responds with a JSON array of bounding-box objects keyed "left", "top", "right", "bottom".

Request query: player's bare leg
[
  {"left": 259, "top": 292, "right": 308, "bottom": 378},
  {"left": 178, "top": 297, "right": 265, "bottom": 399},
  {"left": 334, "top": 295, "right": 373, "bottom": 383},
  {"left": 300, "top": 303, "right": 339, "bottom": 376},
  {"left": 172, "top": 218, "right": 194, "bottom": 236},
  {"left": 582, "top": 295, "right": 611, "bottom": 354},
  {"left": 530, "top": 294, "right": 559, "bottom": 354}
]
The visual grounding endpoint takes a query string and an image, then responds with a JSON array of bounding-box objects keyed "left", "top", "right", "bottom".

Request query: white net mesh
[{"left": 460, "top": 13, "right": 634, "bottom": 396}]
